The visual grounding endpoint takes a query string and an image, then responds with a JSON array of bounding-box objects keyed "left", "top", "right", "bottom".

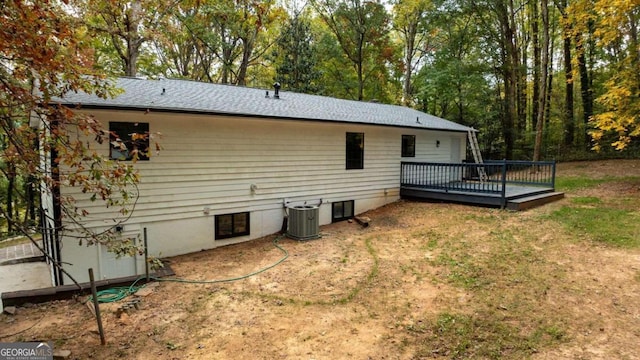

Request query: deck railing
[
  {"left": 401, "top": 162, "right": 505, "bottom": 194},
  {"left": 483, "top": 160, "right": 556, "bottom": 187},
  {"left": 400, "top": 160, "right": 557, "bottom": 203}
]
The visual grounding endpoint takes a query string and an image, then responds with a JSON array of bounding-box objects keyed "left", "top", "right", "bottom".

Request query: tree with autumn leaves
[
  {"left": 575, "top": 0, "right": 640, "bottom": 151},
  {"left": 1, "top": 0, "right": 146, "bottom": 283}
]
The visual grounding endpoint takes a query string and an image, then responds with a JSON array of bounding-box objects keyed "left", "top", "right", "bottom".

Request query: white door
[{"left": 450, "top": 137, "right": 461, "bottom": 163}]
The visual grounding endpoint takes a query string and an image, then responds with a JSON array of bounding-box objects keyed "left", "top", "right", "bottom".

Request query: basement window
[
  {"left": 215, "top": 212, "right": 250, "bottom": 240},
  {"left": 402, "top": 135, "right": 416, "bottom": 157},
  {"left": 332, "top": 200, "right": 354, "bottom": 222},
  {"left": 109, "top": 122, "right": 149, "bottom": 161},
  {"left": 346, "top": 132, "right": 364, "bottom": 169}
]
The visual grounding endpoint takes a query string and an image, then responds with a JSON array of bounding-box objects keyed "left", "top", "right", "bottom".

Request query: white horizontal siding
[
  {"left": 57, "top": 109, "right": 465, "bottom": 283},
  {"left": 66, "top": 112, "right": 397, "bottom": 210}
]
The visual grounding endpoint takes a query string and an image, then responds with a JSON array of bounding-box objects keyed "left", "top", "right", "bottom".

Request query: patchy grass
[
  {"left": 417, "top": 312, "right": 565, "bottom": 359},
  {"left": 435, "top": 251, "right": 486, "bottom": 289},
  {"left": 556, "top": 175, "right": 640, "bottom": 192},
  {"left": 414, "top": 213, "right": 571, "bottom": 358},
  {"left": 409, "top": 174, "right": 640, "bottom": 356},
  {"left": 548, "top": 206, "right": 640, "bottom": 248},
  {"left": 555, "top": 176, "right": 609, "bottom": 191},
  {"left": 570, "top": 196, "right": 602, "bottom": 205},
  {"left": 550, "top": 174, "right": 640, "bottom": 247}
]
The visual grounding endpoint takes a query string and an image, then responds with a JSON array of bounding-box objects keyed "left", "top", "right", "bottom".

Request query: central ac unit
[{"left": 287, "top": 205, "right": 320, "bottom": 240}]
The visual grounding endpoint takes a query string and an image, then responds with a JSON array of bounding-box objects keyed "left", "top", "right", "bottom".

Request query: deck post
[
  {"left": 500, "top": 159, "right": 507, "bottom": 209},
  {"left": 89, "top": 268, "right": 107, "bottom": 345},
  {"left": 551, "top": 160, "right": 557, "bottom": 189}
]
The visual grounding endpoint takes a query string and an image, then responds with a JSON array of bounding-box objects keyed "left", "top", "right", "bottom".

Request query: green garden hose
[
  {"left": 88, "top": 236, "right": 288, "bottom": 303},
  {"left": 89, "top": 277, "right": 146, "bottom": 303}
]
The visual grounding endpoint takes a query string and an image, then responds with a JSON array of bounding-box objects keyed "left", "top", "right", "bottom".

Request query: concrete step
[{"left": 507, "top": 191, "right": 565, "bottom": 211}]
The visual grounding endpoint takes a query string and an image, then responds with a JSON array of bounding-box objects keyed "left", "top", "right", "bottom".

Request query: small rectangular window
[
  {"left": 109, "top": 122, "right": 150, "bottom": 161},
  {"left": 215, "top": 212, "right": 250, "bottom": 240},
  {"left": 402, "top": 135, "right": 416, "bottom": 157},
  {"left": 346, "top": 132, "right": 364, "bottom": 169},
  {"left": 332, "top": 200, "right": 355, "bottom": 222}
]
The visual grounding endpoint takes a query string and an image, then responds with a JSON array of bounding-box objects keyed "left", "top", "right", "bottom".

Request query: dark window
[
  {"left": 332, "top": 200, "right": 354, "bottom": 222},
  {"left": 402, "top": 135, "right": 416, "bottom": 157},
  {"left": 346, "top": 132, "right": 364, "bottom": 169},
  {"left": 109, "top": 122, "right": 149, "bottom": 161},
  {"left": 215, "top": 212, "right": 250, "bottom": 240}
]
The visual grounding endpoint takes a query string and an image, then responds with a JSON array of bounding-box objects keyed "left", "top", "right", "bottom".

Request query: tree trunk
[
  {"left": 518, "top": 40, "right": 527, "bottom": 136},
  {"left": 518, "top": 49, "right": 527, "bottom": 135},
  {"left": 237, "top": 36, "right": 253, "bottom": 86},
  {"left": 24, "top": 176, "right": 33, "bottom": 227},
  {"left": 357, "top": 31, "right": 365, "bottom": 101},
  {"left": 544, "top": 36, "right": 555, "bottom": 154},
  {"left": 630, "top": 11, "right": 640, "bottom": 63},
  {"left": 123, "top": 3, "right": 143, "bottom": 77},
  {"left": 532, "top": 0, "right": 540, "bottom": 131},
  {"left": 505, "top": 37, "right": 517, "bottom": 159},
  {"left": 503, "top": 68, "right": 516, "bottom": 160},
  {"left": 510, "top": 0, "right": 525, "bottom": 139},
  {"left": 125, "top": 39, "right": 140, "bottom": 77},
  {"left": 497, "top": 0, "right": 517, "bottom": 159},
  {"left": 575, "top": 34, "right": 593, "bottom": 149},
  {"left": 533, "top": 0, "right": 549, "bottom": 162},
  {"left": 546, "top": 70, "right": 554, "bottom": 127},
  {"left": 221, "top": 43, "right": 232, "bottom": 84},
  {"left": 6, "top": 163, "right": 15, "bottom": 234},
  {"left": 559, "top": 0, "right": 574, "bottom": 147},
  {"left": 563, "top": 35, "right": 574, "bottom": 146},
  {"left": 402, "top": 21, "right": 417, "bottom": 106}
]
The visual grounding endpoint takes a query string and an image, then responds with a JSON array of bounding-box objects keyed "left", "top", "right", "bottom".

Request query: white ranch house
[{"left": 41, "top": 77, "right": 471, "bottom": 284}]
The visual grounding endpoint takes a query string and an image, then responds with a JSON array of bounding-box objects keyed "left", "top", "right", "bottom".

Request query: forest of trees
[{"left": 1, "top": 0, "right": 639, "bottom": 237}]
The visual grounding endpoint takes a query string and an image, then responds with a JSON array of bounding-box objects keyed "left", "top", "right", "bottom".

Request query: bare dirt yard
[{"left": 1, "top": 159, "right": 640, "bottom": 359}]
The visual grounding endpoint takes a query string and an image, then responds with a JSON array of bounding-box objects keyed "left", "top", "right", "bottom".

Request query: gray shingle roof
[{"left": 58, "top": 77, "right": 471, "bottom": 132}]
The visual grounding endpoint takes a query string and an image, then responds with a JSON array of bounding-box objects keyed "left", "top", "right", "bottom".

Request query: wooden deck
[
  {"left": 400, "top": 161, "right": 564, "bottom": 210},
  {"left": 401, "top": 182, "right": 564, "bottom": 210}
]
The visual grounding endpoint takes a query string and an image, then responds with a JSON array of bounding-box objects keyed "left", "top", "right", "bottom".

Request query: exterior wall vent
[{"left": 287, "top": 205, "right": 320, "bottom": 240}]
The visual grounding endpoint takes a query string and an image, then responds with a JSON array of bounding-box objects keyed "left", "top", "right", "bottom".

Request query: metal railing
[
  {"left": 400, "top": 160, "right": 557, "bottom": 203},
  {"left": 483, "top": 160, "right": 556, "bottom": 187},
  {"left": 401, "top": 162, "right": 505, "bottom": 194}
]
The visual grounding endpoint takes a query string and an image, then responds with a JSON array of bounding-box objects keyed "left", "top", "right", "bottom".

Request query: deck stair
[
  {"left": 468, "top": 130, "right": 488, "bottom": 182},
  {"left": 506, "top": 191, "right": 565, "bottom": 211}
]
